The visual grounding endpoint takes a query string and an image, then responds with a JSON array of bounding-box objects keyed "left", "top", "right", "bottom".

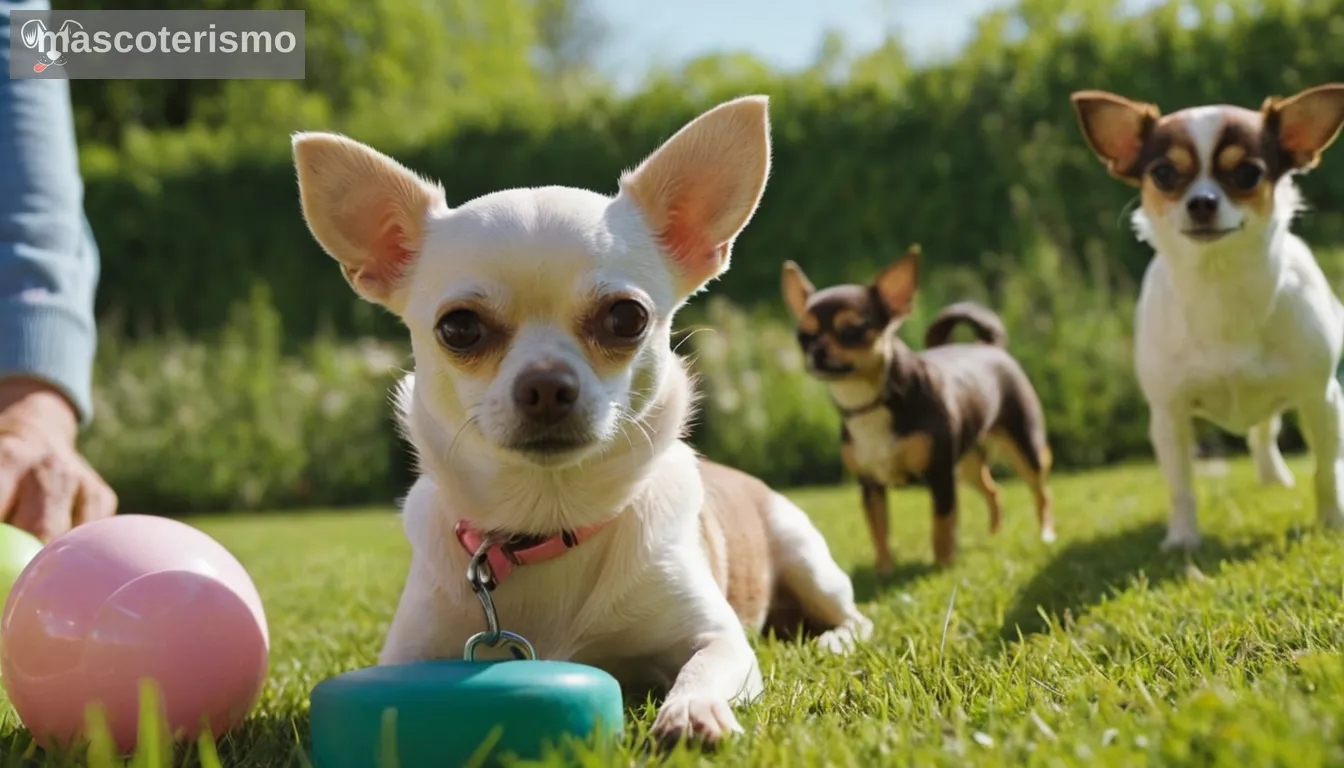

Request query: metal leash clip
[{"left": 463, "top": 535, "right": 537, "bottom": 662}]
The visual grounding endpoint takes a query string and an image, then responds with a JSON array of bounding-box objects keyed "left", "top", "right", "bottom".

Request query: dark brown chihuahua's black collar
[
  {"left": 831, "top": 341, "right": 917, "bottom": 421},
  {"left": 832, "top": 390, "right": 887, "bottom": 419}
]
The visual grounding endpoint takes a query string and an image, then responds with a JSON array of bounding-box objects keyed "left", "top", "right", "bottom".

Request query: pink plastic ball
[{"left": 0, "top": 515, "right": 269, "bottom": 753}]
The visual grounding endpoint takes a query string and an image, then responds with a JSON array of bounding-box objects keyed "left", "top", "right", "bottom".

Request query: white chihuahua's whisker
[
  {"left": 628, "top": 412, "right": 657, "bottom": 453},
  {"left": 444, "top": 414, "right": 481, "bottom": 467},
  {"left": 678, "top": 350, "right": 703, "bottom": 368},
  {"left": 672, "top": 326, "right": 717, "bottom": 355},
  {"left": 1116, "top": 195, "right": 1142, "bottom": 230},
  {"left": 613, "top": 402, "right": 657, "bottom": 455}
]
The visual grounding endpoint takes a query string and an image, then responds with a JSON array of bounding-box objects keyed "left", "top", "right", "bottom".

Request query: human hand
[{"left": 0, "top": 379, "right": 116, "bottom": 541}]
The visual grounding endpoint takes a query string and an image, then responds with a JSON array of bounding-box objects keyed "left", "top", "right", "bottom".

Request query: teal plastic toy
[
  {"left": 309, "top": 656, "right": 623, "bottom": 768},
  {"left": 309, "top": 536, "right": 625, "bottom": 767}
]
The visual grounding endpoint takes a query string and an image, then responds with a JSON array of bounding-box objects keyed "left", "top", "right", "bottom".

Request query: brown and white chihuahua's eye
[
  {"left": 1230, "top": 161, "right": 1264, "bottom": 190},
  {"left": 603, "top": 300, "right": 649, "bottom": 340},
  {"left": 436, "top": 309, "right": 484, "bottom": 352},
  {"left": 1149, "top": 161, "right": 1180, "bottom": 191}
]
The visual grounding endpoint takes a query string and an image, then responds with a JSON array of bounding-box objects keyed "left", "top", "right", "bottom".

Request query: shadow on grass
[
  {"left": 996, "top": 521, "right": 1273, "bottom": 645},
  {"left": 851, "top": 560, "right": 939, "bottom": 603}
]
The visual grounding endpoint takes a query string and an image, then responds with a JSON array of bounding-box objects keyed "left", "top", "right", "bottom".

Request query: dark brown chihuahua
[{"left": 781, "top": 246, "right": 1056, "bottom": 572}]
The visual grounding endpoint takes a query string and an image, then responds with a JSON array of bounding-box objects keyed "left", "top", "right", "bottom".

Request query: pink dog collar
[{"left": 454, "top": 518, "right": 612, "bottom": 589}]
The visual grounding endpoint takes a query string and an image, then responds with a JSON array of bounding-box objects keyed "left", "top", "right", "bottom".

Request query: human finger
[
  {"left": 0, "top": 435, "right": 38, "bottom": 521},
  {"left": 8, "top": 453, "right": 78, "bottom": 542},
  {"left": 72, "top": 459, "right": 118, "bottom": 527}
]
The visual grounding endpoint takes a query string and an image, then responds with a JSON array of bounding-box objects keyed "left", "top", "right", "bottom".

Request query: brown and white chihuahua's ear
[
  {"left": 780, "top": 261, "right": 814, "bottom": 320},
  {"left": 292, "top": 132, "right": 447, "bottom": 313},
  {"left": 873, "top": 245, "right": 921, "bottom": 318},
  {"left": 1070, "top": 90, "right": 1161, "bottom": 185},
  {"left": 619, "top": 95, "right": 772, "bottom": 298},
  {"left": 1263, "top": 83, "right": 1344, "bottom": 172}
]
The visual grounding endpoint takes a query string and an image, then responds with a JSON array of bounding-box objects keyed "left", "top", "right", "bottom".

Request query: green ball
[
  {"left": 0, "top": 524, "right": 43, "bottom": 615},
  {"left": 309, "top": 659, "right": 624, "bottom": 768}
]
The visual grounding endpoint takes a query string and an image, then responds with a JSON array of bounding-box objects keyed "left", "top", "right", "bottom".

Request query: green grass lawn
[{"left": 4, "top": 455, "right": 1344, "bottom": 767}]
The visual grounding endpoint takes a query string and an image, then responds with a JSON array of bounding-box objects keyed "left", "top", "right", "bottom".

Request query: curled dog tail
[{"left": 923, "top": 301, "right": 1008, "bottom": 348}]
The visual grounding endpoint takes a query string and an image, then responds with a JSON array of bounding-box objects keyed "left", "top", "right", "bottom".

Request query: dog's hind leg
[
  {"left": 762, "top": 493, "right": 874, "bottom": 655},
  {"left": 994, "top": 424, "right": 1057, "bottom": 544},
  {"left": 1248, "top": 413, "right": 1295, "bottom": 488},
  {"left": 1296, "top": 378, "right": 1344, "bottom": 530},
  {"left": 929, "top": 463, "right": 961, "bottom": 564},
  {"left": 957, "top": 448, "right": 1003, "bottom": 534}
]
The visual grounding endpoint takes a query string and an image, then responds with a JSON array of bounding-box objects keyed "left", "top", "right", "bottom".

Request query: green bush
[
  {"left": 81, "top": 288, "right": 411, "bottom": 514},
  {"left": 83, "top": 238, "right": 1256, "bottom": 511},
  {"left": 679, "top": 298, "right": 842, "bottom": 488},
  {"left": 58, "top": 0, "right": 1344, "bottom": 511},
  {"left": 79, "top": 0, "right": 1344, "bottom": 341}
]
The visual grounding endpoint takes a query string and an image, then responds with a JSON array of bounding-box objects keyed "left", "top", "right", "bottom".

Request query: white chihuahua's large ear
[
  {"left": 780, "top": 261, "right": 815, "bottom": 320},
  {"left": 1263, "top": 83, "right": 1344, "bottom": 172},
  {"left": 873, "top": 244, "right": 921, "bottom": 318},
  {"left": 619, "top": 95, "right": 772, "bottom": 297},
  {"left": 292, "top": 132, "right": 447, "bottom": 312},
  {"left": 1070, "top": 90, "right": 1161, "bottom": 185}
]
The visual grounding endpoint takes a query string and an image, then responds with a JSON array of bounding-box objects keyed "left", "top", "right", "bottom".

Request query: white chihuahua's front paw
[
  {"left": 1160, "top": 525, "right": 1202, "bottom": 552},
  {"left": 651, "top": 694, "right": 743, "bottom": 749},
  {"left": 1040, "top": 525, "right": 1057, "bottom": 544}
]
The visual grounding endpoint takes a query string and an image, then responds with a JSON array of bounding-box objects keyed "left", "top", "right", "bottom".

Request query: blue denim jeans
[{"left": 0, "top": 0, "right": 99, "bottom": 425}]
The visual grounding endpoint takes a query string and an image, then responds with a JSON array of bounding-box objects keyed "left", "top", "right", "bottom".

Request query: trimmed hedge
[
  {"left": 82, "top": 0, "right": 1344, "bottom": 340},
  {"left": 88, "top": 241, "right": 1344, "bottom": 513}
]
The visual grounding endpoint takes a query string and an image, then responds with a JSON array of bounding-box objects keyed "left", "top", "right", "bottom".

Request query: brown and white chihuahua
[
  {"left": 781, "top": 246, "right": 1056, "bottom": 573},
  {"left": 1070, "top": 84, "right": 1344, "bottom": 551}
]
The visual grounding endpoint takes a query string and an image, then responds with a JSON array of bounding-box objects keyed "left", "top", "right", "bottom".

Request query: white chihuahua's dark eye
[
  {"left": 436, "top": 309, "right": 484, "bottom": 352},
  {"left": 1230, "top": 161, "right": 1263, "bottom": 190},
  {"left": 604, "top": 300, "right": 649, "bottom": 340},
  {"left": 1150, "top": 162, "right": 1180, "bottom": 191}
]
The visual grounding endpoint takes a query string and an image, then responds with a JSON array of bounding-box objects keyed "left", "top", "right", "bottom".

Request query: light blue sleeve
[{"left": 0, "top": 0, "right": 99, "bottom": 427}]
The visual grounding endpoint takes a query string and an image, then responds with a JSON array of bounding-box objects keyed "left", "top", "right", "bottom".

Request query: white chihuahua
[
  {"left": 1071, "top": 84, "right": 1344, "bottom": 551},
  {"left": 291, "top": 96, "right": 872, "bottom": 748}
]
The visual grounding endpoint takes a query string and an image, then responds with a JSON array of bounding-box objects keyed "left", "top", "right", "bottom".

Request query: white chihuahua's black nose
[
  {"left": 513, "top": 363, "right": 579, "bottom": 425},
  {"left": 1186, "top": 193, "right": 1219, "bottom": 226}
]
